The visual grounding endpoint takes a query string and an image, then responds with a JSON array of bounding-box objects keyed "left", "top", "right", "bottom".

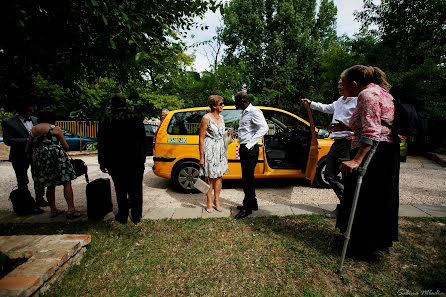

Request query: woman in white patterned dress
[{"left": 199, "top": 95, "right": 233, "bottom": 213}]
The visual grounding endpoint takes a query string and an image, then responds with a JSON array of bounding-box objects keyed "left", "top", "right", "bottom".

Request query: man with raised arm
[{"left": 302, "top": 80, "right": 357, "bottom": 218}]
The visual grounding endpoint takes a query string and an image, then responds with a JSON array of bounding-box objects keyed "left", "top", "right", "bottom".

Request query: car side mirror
[{"left": 317, "top": 129, "right": 330, "bottom": 139}]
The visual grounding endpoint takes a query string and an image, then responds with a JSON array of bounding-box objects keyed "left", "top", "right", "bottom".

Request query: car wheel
[
  {"left": 172, "top": 161, "right": 200, "bottom": 193},
  {"left": 83, "top": 142, "right": 94, "bottom": 151},
  {"left": 315, "top": 157, "right": 332, "bottom": 188}
]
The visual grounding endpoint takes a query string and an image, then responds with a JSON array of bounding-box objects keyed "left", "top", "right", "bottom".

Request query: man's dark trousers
[
  {"left": 240, "top": 144, "right": 259, "bottom": 210},
  {"left": 12, "top": 158, "right": 45, "bottom": 198},
  {"left": 324, "top": 139, "right": 351, "bottom": 201},
  {"left": 110, "top": 165, "right": 145, "bottom": 223},
  {"left": 2, "top": 115, "right": 44, "bottom": 199},
  {"left": 12, "top": 158, "right": 31, "bottom": 191}
]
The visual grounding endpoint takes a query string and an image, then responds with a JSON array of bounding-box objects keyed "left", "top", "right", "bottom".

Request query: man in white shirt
[
  {"left": 302, "top": 80, "right": 357, "bottom": 218},
  {"left": 2, "top": 102, "right": 48, "bottom": 208},
  {"left": 234, "top": 91, "right": 269, "bottom": 219}
]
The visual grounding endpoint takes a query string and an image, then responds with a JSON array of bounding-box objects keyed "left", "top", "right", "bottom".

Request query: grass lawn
[{"left": 1, "top": 215, "right": 445, "bottom": 296}]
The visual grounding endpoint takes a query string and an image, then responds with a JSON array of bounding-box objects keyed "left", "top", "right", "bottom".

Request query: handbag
[
  {"left": 194, "top": 168, "right": 210, "bottom": 193},
  {"left": 223, "top": 132, "right": 234, "bottom": 152},
  {"left": 71, "top": 158, "right": 90, "bottom": 183}
]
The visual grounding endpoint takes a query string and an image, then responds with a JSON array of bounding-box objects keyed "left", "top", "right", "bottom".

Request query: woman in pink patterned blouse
[{"left": 332, "top": 65, "right": 400, "bottom": 262}]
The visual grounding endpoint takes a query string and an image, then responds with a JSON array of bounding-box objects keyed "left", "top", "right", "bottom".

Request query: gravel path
[{"left": 0, "top": 155, "right": 445, "bottom": 212}]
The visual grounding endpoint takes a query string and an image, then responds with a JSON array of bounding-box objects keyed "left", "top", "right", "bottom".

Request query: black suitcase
[{"left": 86, "top": 178, "right": 113, "bottom": 220}]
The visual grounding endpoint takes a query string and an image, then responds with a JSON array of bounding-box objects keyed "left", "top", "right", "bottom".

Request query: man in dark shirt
[
  {"left": 2, "top": 102, "right": 48, "bottom": 208},
  {"left": 97, "top": 94, "right": 146, "bottom": 224}
]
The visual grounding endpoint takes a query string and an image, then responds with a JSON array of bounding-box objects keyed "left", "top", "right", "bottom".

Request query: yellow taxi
[{"left": 152, "top": 103, "right": 334, "bottom": 193}]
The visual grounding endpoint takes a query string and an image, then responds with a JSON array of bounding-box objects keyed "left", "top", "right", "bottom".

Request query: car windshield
[{"left": 62, "top": 129, "right": 75, "bottom": 137}]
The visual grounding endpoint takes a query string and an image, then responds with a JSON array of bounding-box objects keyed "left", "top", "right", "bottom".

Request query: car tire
[
  {"left": 83, "top": 142, "right": 95, "bottom": 151},
  {"left": 314, "top": 157, "right": 331, "bottom": 188},
  {"left": 172, "top": 161, "right": 201, "bottom": 193}
]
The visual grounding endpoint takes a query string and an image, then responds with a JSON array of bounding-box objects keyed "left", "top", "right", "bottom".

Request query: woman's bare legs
[
  {"left": 63, "top": 182, "right": 76, "bottom": 213},
  {"left": 46, "top": 186, "right": 58, "bottom": 215},
  {"left": 213, "top": 177, "right": 222, "bottom": 209},
  {"left": 206, "top": 178, "right": 214, "bottom": 210}
]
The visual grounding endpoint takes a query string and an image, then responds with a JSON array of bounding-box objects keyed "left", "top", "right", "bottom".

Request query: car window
[
  {"left": 262, "top": 110, "right": 309, "bottom": 135},
  {"left": 145, "top": 124, "right": 158, "bottom": 134},
  {"left": 167, "top": 110, "right": 208, "bottom": 135},
  {"left": 167, "top": 109, "right": 243, "bottom": 135},
  {"left": 221, "top": 110, "right": 242, "bottom": 131},
  {"left": 150, "top": 125, "right": 158, "bottom": 133}
]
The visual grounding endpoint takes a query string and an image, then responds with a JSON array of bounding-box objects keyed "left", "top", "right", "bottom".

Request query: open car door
[{"left": 303, "top": 101, "right": 319, "bottom": 183}]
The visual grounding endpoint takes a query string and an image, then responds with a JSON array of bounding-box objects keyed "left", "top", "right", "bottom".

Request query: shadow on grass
[{"left": 239, "top": 215, "right": 343, "bottom": 258}]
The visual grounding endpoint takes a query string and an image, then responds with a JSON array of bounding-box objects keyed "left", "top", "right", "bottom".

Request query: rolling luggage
[{"left": 86, "top": 178, "right": 113, "bottom": 220}]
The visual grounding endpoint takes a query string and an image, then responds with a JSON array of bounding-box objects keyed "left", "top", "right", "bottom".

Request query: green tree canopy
[
  {"left": 353, "top": 0, "right": 446, "bottom": 107},
  {"left": 353, "top": 0, "right": 446, "bottom": 151},
  {"left": 0, "top": 0, "right": 218, "bottom": 115},
  {"left": 220, "top": 0, "right": 337, "bottom": 114},
  {"left": 356, "top": 0, "right": 446, "bottom": 72}
]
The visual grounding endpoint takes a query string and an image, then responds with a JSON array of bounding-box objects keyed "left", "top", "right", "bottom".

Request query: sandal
[
  {"left": 50, "top": 210, "right": 65, "bottom": 218},
  {"left": 66, "top": 211, "right": 83, "bottom": 220}
]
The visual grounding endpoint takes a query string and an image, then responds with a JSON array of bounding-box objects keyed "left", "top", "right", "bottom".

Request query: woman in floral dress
[
  {"left": 199, "top": 95, "right": 233, "bottom": 213},
  {"left": 332, "top": 65, "right": 400, "bottom": 262},
  {"left": 25, "top": 110, "right": 81, "bottom": 219}
]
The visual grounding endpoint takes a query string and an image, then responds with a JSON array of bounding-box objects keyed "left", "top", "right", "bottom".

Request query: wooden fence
[{"left": 56, "top": 121, "right": 99, "bottom": 138}]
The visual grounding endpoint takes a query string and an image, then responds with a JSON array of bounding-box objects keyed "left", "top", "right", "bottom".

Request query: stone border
[
  {"left": 141, "top": 204, "right": 446, "bottom": 220},
  {"left": 1, "top": 204, "right": 445, "bottom": 225},
  {"left": 426, "top": 152, "right": 446, "bottom": 167},
  {"left": 0, "top": 235, "right": 91, "bottom": 297}
]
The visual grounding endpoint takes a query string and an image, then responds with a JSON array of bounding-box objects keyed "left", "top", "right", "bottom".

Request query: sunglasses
[{"left": 215, "top": 102, "right": 225, "bottom": 106}]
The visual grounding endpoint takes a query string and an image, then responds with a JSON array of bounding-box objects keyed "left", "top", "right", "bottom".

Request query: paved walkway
[{"left": 0, "top": 204, "right": 445, "bottom": 224}]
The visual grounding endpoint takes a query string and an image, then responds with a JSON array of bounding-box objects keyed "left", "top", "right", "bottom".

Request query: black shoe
[
  {"left": 130, "top": 214, "right": 141, "bottom": 224},
  {"left": 236, "top": 205, "right": 258, "bottom": 211},
  {"left": 36, "top": 197, "right": 49, "bottom": 207},
  {"left": 235, "top": 209, "right": 252, "bottom": 219},
  {"left": 115, "top": 215, "right": 128, "bottom": 224}
]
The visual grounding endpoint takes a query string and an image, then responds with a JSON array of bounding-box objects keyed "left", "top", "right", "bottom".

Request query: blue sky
[{"left": 183, "top": 0, "right": 371, "bottom": 73}]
